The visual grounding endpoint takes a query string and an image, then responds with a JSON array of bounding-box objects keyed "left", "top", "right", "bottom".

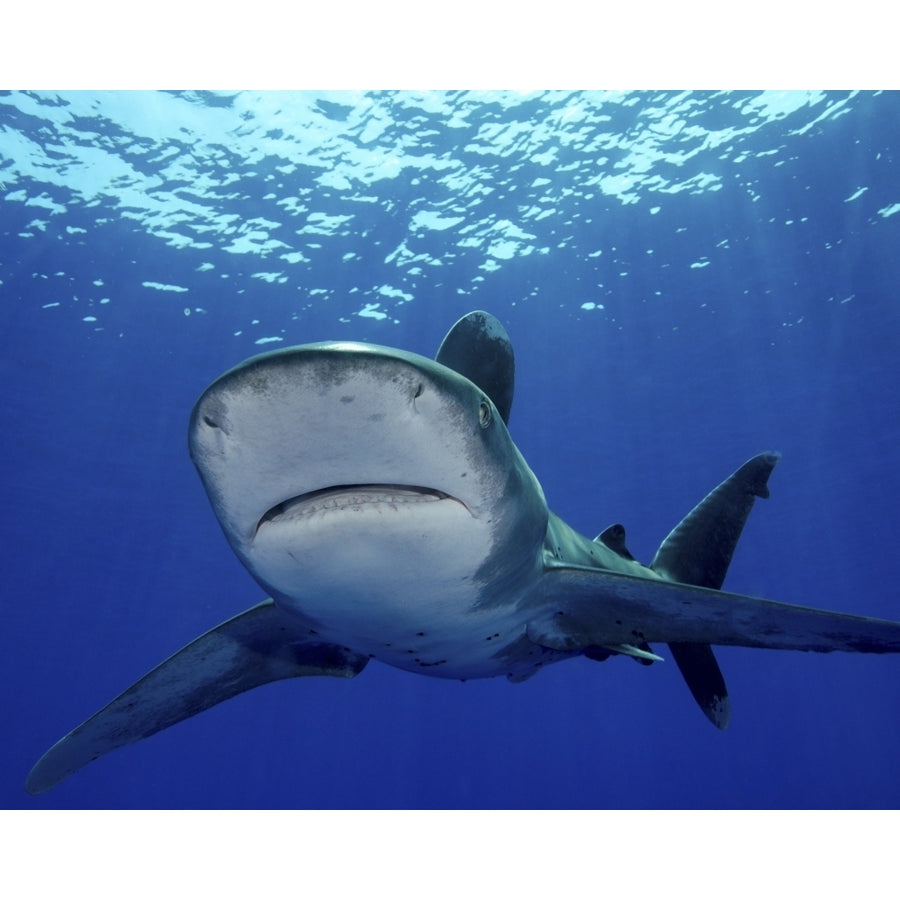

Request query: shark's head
[{"left": 189, "top": 328, "right": 548, "bottom": 633}]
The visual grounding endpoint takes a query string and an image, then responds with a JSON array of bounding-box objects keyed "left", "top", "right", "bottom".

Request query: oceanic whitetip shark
[{"left": 26, "top": 310, "right": 900, "bottom": 793}]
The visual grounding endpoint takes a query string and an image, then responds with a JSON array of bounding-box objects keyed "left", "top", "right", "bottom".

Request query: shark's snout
[{"left": 189, "top": 341, "right": 529, "bottom": 556}]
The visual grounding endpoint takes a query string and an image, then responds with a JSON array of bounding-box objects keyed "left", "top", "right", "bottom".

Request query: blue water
[{"left": 2, "top": 90, "right": 899, "bottom": 809}]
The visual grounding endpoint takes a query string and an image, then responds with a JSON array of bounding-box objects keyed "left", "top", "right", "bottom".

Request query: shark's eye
[{"left": 478, "top": 400, "right": 492, "bottom": 428}]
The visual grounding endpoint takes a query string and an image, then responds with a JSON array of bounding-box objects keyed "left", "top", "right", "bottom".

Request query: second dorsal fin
[{"left": 595, "top": 523, "right": 635, "bottom": 561}]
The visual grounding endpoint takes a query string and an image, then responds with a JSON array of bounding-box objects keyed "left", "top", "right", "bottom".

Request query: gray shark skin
[{"left": 25, "top": 310, "right": 900, "bottom": 794}]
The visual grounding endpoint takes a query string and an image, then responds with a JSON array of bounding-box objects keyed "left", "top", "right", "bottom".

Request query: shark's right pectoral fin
[{"left": 25, "top": 599, "right": 368, "bottom": 795}]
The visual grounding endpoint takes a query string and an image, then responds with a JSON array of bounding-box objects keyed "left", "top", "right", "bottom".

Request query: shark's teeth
[{"left": 258, "top": 485, "right": 451, "bottom": 528}]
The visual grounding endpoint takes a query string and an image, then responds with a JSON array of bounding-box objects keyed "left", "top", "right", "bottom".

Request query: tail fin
[{"left": 651, "top": 453, "right": 781, "bottom": 728}]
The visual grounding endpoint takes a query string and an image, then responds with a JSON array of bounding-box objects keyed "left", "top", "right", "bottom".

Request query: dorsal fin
[
  {"left": 435, "top": 310, "right": 515, "bottom": 424},
  {"left": 595, "top": 523, "right": 635, "bottom": 561}
]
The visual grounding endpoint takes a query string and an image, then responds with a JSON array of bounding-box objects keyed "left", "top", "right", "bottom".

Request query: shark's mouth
[{"left": 257, "top": 484, "right": 464, "bottom": 532}]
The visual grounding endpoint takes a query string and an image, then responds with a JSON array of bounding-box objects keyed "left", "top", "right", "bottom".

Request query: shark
[{"left": 26, "top": 310, "right": 900, "bottom": 794}]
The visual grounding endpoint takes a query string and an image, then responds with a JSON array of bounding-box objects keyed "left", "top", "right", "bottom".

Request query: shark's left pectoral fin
[
  {"left": 527, "top": 564, "right": 900, "bottom": 658},
  {"left": 25, "top": 600, "right": 368, "bottom": 794}
]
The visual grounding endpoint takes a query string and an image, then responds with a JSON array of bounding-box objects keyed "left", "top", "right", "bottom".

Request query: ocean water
[{"left": 2, "top": 90, "right": 899, "bottom": 809}]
